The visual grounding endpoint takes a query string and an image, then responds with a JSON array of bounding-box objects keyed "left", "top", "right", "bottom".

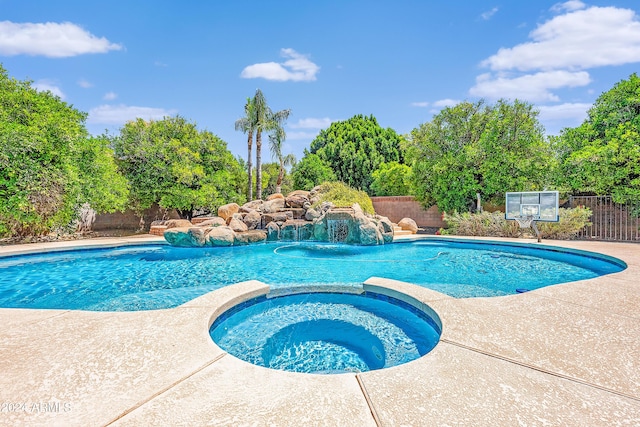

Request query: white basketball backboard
[{"left": 505, "top": 191, "right": 559, "bottom": 222}]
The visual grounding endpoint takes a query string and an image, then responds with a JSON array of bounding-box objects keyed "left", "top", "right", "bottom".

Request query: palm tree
[
  {"left": 252, "top": 89, "right": 270, "bottom": 200},
  {"left": 239, "top": 89, "right": 292, "bottom": 200},
  {"left": 235, "top": 97, "right": 255, "bottom": 200},
  {"left": 268, "top": 124, "right": 296, "bottom": 194}
]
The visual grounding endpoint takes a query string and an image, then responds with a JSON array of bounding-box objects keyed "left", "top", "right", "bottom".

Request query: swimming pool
[
  {"left": 0, "top": 239, "right": 625, "bottom": 311},
  {"left": 209, "top": 291, "right": 442, "bottom": 374}
]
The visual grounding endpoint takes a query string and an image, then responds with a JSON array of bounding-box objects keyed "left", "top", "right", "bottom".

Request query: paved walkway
[{"left": 0, "top": 236, "right": 638, "bottom": 426}]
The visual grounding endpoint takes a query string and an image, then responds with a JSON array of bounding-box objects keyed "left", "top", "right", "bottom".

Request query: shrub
[
  {"left": 440, "top": 211, "right": 520, "bottom": 237},
  {"left": 313, "top": 181, "right": 375, "bottom": 215},
  {"left": 538, "top": 206, "right": 592, "bottom": 239},
  {"left": 441, "top": 207, "right": 592, "bottom": 240}
]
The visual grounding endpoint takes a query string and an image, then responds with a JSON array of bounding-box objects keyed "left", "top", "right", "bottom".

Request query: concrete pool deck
[{"left": 0, "top": 235, "right": 638, "bottom": 426}]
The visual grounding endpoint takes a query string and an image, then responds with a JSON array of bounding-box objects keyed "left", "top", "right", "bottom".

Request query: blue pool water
[
  {"left": 209, "top": 291, "right": 442, "bottom": 374},
  {"left": 0, "top": 239, "right": 625, "bottom": 311}
]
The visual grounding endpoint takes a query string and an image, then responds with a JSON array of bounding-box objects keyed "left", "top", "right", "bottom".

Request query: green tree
[
  {"left": 261, "top": 162, "right": 294, "bottom": 197},
  {"left": 71, "top": 135, "right": 129, "bottom": 214},
  {"left": 235, "top": 97, "right": 255, "bottom": 201},
  {"left": 268, "top": 123, "right": 296, "bottom": 194},
  {"left": 113, "top": 116, "right": 245, "bottom": 219},
  {"left": 557, "top": 73, "right": 640, "bottom": 203},
  {"left": 0, "top": 65, "right": 128, "bottom": 237},
  {"left": 291, "top": 152, "right": 337, "bottom": 191},
  {"left": 370, "top": 161, "right": 413, "bottom": 196},
  {"left": 407, "top": 99, "right": 553, "bottom": 212},
  {"left": 308, "top": 114, "right": 405, "bottom": 193}
]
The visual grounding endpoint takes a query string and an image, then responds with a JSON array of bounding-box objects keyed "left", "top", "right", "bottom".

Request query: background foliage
[
  {"left": 307, "top": 115, "right": 406, "bottom": 194},
  {"left": 112, "top": 116, "right": 245, "bottom": 219},
  {"left": 407, "top": 99, "right": 554, "bottom": 213},
  {"left": 370, "top": 161, "right": 413, "bottom": 196},
  {"left": 3, "top": 60, "right": 640, "bottom": 240},
  {"left": 556, "top": 73, "right": 640, "bottom": 205},
  {"left": 0, "top": 65, "right": 128, "bottom": 237},
  {"left": 291, "top": 153, "right": 337, "bottom": 191},
  {"left": 312, "top": 181, "right": 375, "bottom": 215}
]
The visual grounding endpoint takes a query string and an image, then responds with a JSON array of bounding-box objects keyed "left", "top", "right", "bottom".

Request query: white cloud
[
  {"left": 481, "top": 6, "right": 640, "bottom": 71},
  {"left": 0, "top": 21, "right": 122, "bottom": 57},
  {"left": 410, "top": 101, "right": 429, "bottom": 107},
  {"left": 433, "top": 99, "right": 460, "bottom": 108},
  {"left": 289, "top": 117, "right": 332, "bottom": 129},
  {"left": 32, "top": 79, "right": 65, "bottom": 99},
  {"left": 538, "top": 102, "right": 591, "bottom": 134},
  {"left": 103, "top": 91, "right": 118, "bottom": 101},
  {"left": 470, "top": 3, "right": 640, "bottom": 111},
  {"left": 240, "top": 48, "right": 319, "bottom": 82},
  {"left": 87, "top": 104, "right": 177, "bottom": 125},
  {"left": 551, "top": 1, "right": 586, "bottom": 13},
  {"left": 481, "top": 7, "right": 499, "bottom": 20},
  {"left": 470, "top": 70, "right": 591, "bottom": 102},
  {"left": 538, "top": 102, "right": 590, "bottom": 121},
  {"left": 77, "top": 79, "right": 93, "bottom": 88},
  {"left": 286, "top": 131, "right": 320, "bottom": 140}
]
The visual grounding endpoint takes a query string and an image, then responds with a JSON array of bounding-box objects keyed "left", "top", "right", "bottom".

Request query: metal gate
[{"left": 569, "top": 196, "right": 640, "bottom": 242}]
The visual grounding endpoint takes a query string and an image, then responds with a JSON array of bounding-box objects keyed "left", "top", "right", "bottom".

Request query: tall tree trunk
[
  {"left": 256, "top": 129, "right": 262, "bottom": 200},
  {"left": 247, "top": 131, "right": 253, "bottom": 201},
  {"left": 276, "top": 158, "right": 285, "bottom": 194}
]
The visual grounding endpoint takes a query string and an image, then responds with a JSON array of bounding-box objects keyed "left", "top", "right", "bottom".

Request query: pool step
[{"left": 393, "top": 225, "right": 413, "bottom": 236}]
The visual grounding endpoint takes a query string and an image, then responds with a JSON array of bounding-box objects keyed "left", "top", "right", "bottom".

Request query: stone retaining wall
[
  {"left": 93, "top": 205, "right": 180, "bottom": 232},
  {"left": 371, "top": 196, "right": 445, "bottom": 228}
]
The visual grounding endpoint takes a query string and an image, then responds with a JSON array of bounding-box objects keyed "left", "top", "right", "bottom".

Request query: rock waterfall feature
[{"left": 160, "top": 188, "right": 395, "bottom": 247}]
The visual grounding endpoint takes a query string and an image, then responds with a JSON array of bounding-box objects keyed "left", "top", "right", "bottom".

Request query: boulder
[
  {"left": 287, "top": 189, "right": 310, "bottom": 198},
  {"left": 234, "top": 230, "right": 267, "bottom": 245},
  {"left": 285, "top": 194, "right": 309, "bottom": 208},
  {"left": 262, "top": 211, "right": 292, "bottom": 225},
  {"left": 305, "top": 207, "right": 322, "bottom": 221},
  {"left": 196, "top": 217, "right": 226, "bottom": 227},
  {"left": 265, "top": 222, "right": 280, "bottom": 241},
  {"left": 398, "top": 217, "right": 419, "bottom": 234},
  {"left": 191, "top": 216, "right": 215, "bottom": 225},
  {"left": 242, "top": 210, "right": 262, "bottom": 230},
  {"left": 228, "top": 217, "right": 248, "bottom": 232},
  {"left": 218, "top": 203, "right": 240, "bottom": 221},
  {"left": 206, "top": 226, "right": 236, "bottom": 246},
  {"left": 263, "top": 198, "right": 285, "bottom": 213},
  {"left": 376, "top": 216, "right": 395, "bottom": 243},
  {"left": 164, "top": 227, "right": 207, "bottom": 247},
  {"left": 359, "top": 222, "right": 383, "bottom": 245},
  {"left": 165, "top": 219, "right": 193, "bottom": 229},
  {"left": 240, "top": 200, "right": 264, "bottom": 212},
  {"left": 267, "top": 193, "right": 284, "bottom": 201}
]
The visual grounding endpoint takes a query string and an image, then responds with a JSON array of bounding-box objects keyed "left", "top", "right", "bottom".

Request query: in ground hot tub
[{"left": 209, "top": 289, "right": 442, "bottom": 374}]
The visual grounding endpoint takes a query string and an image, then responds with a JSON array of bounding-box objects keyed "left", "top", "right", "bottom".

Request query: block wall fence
[
  {"left": 93, "top": 197, "right": 447, "bottom": 232},
  {"left": 93, "top": 205, "right": 179, "bottom": 232},
  {"left": 371, "top": 196, "right": 446, "bottom": 228}
]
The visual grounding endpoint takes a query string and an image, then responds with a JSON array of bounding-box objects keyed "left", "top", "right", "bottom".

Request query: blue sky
[{"left": 2, "top": 0, "right": 640, "bottom": 161}]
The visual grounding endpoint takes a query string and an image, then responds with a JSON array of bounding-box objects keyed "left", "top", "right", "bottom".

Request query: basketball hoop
[{"left": 514, "top": 215, "right": 534, "bottom": 229}]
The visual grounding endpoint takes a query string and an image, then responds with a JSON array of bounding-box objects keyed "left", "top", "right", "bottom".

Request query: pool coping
[{"left": 0, "top": 235, "right": 639, "bottom": 426}]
